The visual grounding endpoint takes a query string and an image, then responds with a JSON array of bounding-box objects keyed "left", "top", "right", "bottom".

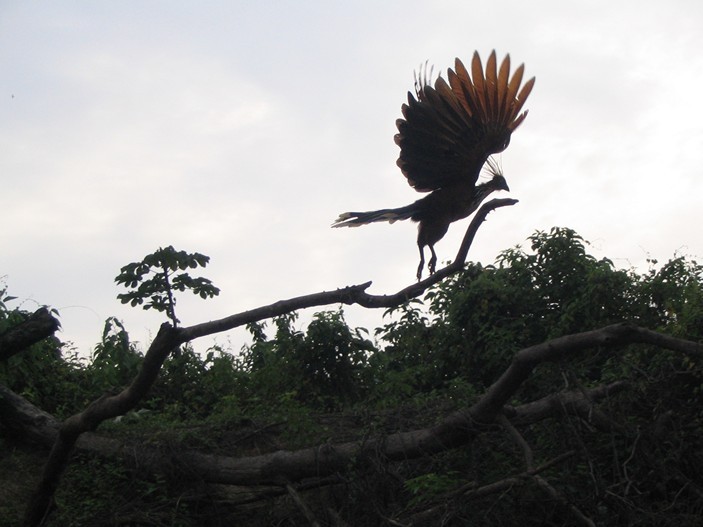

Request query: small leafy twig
[{"left": 114, "top": 245, "right": 220, "bottom": 326}]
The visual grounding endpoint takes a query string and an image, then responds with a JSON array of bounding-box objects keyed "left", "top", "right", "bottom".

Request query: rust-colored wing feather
[{"left": 395, "top": 50, "right": 535, "bottom": 192}]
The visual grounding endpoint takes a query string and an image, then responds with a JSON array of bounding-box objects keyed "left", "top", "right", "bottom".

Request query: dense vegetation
[{"left": 2, "top": 227, "right": 703, "bottom": 526}]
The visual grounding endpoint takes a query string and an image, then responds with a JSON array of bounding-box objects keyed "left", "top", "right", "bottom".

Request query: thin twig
[
  {"left": 499, "top": 415, "right": 595, "bottom": 527},
  {"left": 402, "top": 451, "right": 577, "bottom": 525},
  {"left": 285, "top": 481, "right": 322, "bottom": 527}
]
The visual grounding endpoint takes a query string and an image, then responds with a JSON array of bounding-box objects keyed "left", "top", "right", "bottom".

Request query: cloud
[{"left": 2, "top": 1, "right": 702, "bottom": 355}]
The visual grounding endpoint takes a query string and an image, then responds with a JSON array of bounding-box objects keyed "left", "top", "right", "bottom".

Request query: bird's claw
[{"left": 428, "top": 255, "right": 437, "bottom": 275}]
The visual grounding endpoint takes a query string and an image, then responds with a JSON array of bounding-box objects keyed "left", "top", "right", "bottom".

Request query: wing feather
[
  {"left": 450, "top": 59, "right": 476, "bottom": 116},
  {"left": 395, "top": 50, "right": 534, "bottom": 192},
  {"left": 485, "top": 50, "right": 498, "bottom": 121},
  {"left": 503, "top": 64, "right": 525, "bottom": 124},
  {"left": 471, "top": 52, "right": 488, "bottom": 123},
  {"left": 496, "top": 54, "right": 511, "bottom": 125},
  {"left": 507, "top": 76, "right": 535, "bottom": 129}
]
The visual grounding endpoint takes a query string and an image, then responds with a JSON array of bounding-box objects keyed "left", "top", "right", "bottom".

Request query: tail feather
[{"left": 332, "top": 204, "right": 417, "bottom": 228}]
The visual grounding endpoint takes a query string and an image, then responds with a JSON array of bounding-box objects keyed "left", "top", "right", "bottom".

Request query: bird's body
[{"left": 333, "top": 51, "right": 534, "bottom": 279}]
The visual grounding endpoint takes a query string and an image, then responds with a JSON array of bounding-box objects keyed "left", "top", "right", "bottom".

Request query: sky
[{"left": 2, "top": 1, "right": 702, "bottom": 357}]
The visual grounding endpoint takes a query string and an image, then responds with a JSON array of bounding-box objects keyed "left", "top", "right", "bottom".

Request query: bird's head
[
  {"left": 483, "top": 157, "right": 510, "bottom": 192},
  {"left": 491, "top": 174, "right": 510, "bottom": 192}
]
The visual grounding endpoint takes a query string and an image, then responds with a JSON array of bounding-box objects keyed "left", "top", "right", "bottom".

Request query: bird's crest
[{"left": 482, "top": 156, "right": 503, "bottom": 179}]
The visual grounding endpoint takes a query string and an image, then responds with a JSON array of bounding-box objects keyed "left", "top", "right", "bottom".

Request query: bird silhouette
[{"left": 333, "top": 50, "right": 534, "bottom": 280}]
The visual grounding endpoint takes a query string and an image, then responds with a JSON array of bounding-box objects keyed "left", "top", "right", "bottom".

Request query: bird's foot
[{"left": 428, "top": 255, "right": 437, "bottom": 275}]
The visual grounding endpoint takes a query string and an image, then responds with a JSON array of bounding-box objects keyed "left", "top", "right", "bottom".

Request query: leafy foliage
[
  {"left": 88, "top": 317, "right": 143, "bottom": 393},
  {"left": 0, "top": 288, "right": 84, "bottom": 417},
  {"left": 3, "top": 228, "right": 703, "bottom": 526},
  {"left": 235, "top": 310, "right": 376, "bottom": 411},
  {"left": 114, "top": 246, "right": 220, "bottom": 326}
]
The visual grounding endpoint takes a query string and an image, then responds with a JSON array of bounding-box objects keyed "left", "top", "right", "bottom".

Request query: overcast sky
[{"left": 2, "top": 1, "right": 702, "bottom": 356}]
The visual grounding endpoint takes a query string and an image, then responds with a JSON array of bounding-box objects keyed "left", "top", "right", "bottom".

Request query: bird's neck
[
  {"left": 473, "top": 182, "right": 496, "bottom": 202},
  {"left": 451, "top": 182, "right": 496, "bottom": 221}
]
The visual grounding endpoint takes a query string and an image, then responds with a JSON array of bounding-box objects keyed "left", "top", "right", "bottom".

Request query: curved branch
[
  {"left": 23, "top": 323, "right": 182, "bottom": 527},
  {"left": 468, "top": 323, "right": 703, "bottom": 423},
  {"left": 182, "top": 198, "right": 517, "bottom": 341}
]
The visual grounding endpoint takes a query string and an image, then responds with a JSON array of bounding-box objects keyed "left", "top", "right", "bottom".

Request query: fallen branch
[
  {"left": 0, "top": 378, "right": 649, "bottom": 488},
  {"left": 0, "top": 307, "right": 60, "bottom": 361},
  {"left": 0, "top": 381, "right": 627, "bottom": 488},
  {"left": 22, "top": 198, "right": 703, "bottom": 524},
  {"left": 507, "top": 380, "right": 630, "bottom": 434}
]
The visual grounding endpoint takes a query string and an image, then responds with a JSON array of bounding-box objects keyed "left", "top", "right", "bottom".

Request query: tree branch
[
  {"left": 0, "top": 379, "right": 645, "bottom": 493},
  {"left": 181, "top": 198, "right": 517, "bottom": 341},
  {"left": 0, "top": 307, "right": 61, "bottom": 361},
  {"left": 507, "top": 380, "right": 630, "bottom": 433},
  {"left": 21, "top": 200, "right": 514, "bottom": 526},
  {"left": 25, "top": 201, "right": 703, "bottom": 524},
  {"left": 23, "top": 323, "right": 182, "bottom": 527},
  {"left": 466, "top": 323, "right": 703, "bottom": 423}
]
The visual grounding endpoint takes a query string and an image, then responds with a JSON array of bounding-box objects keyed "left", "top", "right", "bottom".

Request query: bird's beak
[{"left": 501, "top": 180, "right": 510, "bottom": 192}]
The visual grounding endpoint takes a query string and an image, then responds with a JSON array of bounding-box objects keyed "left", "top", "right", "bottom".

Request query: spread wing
[{"left": 395, "top": 50, "right": 535, "bottom": 192}]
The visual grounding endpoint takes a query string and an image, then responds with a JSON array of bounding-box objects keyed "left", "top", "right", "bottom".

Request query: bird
[{"left": 332, "top": 50, "right": 535, "bottom": 280}]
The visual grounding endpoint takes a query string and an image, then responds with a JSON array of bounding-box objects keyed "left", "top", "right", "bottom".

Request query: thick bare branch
[
  {"left": 468, "top": 323, "right": 703, "bottom": 423},
  {"left": 181, "top": 198, "right": 517, "bottom": 341},
  {"left": 23, "top": 322, "right": 182, "bottom": 527},
  {"left": 24, "top": 210, "right": 703, "bottom": 525},
  {"left": 0, "top": 383, "right": 59, "bottom": 445},
  {"left": 1, "top": 379, "right": 629, "bottom": 489},
  {"left": 508, "top": 380, "right": 629, "bottom": 433},
  {"left": 0, "top": 307, "right": 60, "bottom": 361}
]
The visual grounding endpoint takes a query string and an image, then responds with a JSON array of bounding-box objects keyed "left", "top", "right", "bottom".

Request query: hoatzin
[{"left": 332, "top": 50, "right": 535, "bottom": 279}]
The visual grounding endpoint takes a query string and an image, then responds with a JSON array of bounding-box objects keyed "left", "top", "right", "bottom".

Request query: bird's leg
[
  {"left": 428, "top": 245, "right": 437, "bottom": 275},
  {"left": 416, "top": 245, "right": 425, "bottom": 281}
]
